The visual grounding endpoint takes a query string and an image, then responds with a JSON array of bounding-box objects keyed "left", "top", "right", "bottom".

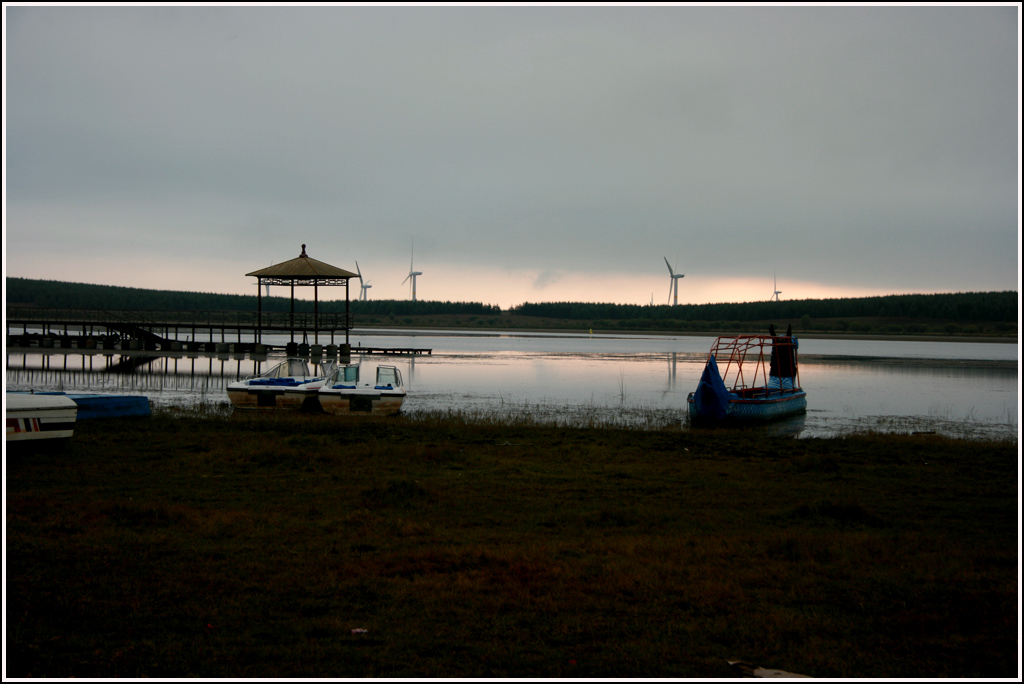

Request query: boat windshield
[
  {"left": 328, "top": 365, "right": 360, "bottom": 384},
  {"left": 262, "top": 359, "right": 311, "bottom": 379},
  {"left": 315, "top": 360, "right": 338, "bottom": 378},
  {"left": 376, "top": 366, "right": 401, "bottom": 388}
]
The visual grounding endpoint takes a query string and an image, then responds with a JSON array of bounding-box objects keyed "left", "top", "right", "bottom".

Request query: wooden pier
[
  {"left": 5, "top": 306, "right": 353, "bottom": 348},
  {"left": 5, "top": 307, "right": 432, "bottom": 357},
  {"left": 352, "top": 346, "right": 432, "bottom": 356}
]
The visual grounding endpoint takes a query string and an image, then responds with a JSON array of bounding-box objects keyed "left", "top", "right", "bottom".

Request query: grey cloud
[
  {"left": 533, "top": 271, "right": 563, "bottom": 290},
  {"left": 5, "top": 6, "right": 1018, "bottom": 296}
]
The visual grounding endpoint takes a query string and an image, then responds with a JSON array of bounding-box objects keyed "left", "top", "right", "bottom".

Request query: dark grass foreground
[{"left": 5, "top": 410, "right": 1018, "bottom": 678}]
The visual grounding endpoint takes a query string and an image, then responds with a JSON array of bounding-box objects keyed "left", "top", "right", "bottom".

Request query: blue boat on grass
[
  {"left": 7, "top": 391, "right": 150, "bottom": 447},
  {"left": 687, "top": 329, "right": 806, "bottom": 424},
  {"left": 62, "top": 393, "right": 151, "bottom": 420},
  {"left": 8, "top": 391, "right": 150, "bottom": 421}
]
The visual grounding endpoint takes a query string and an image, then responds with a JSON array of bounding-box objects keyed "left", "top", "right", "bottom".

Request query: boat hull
[
  {"left": 227, "top": 385, "right": 323, "bottom": 410},
  {"left": 23, "top": 392, "right": 151, "bottom": 420},
  {"left": 227, "top": 358, "right": 334, "bottom": 411},
  {"left": 318, "top": 389, "right": 406, "bottom": 416},
  {"left": 6, "top": 393, "right": 78, "bottom": 442},
  {"left": 64, "top": 393, "right": 151, "bottom": 420},
  {"left": 688, "top": 390, "right": 807, "bottom": 423}
]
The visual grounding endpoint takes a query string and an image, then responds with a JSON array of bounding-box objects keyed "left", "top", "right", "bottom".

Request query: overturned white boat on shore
[{"left": 6, "top": 392, "right": 79, "bottom": 443}]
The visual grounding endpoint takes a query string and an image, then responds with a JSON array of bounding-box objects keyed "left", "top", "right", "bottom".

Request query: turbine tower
[
  {"left": 355, "top": 261, "right": 372, "bottom": 302},
  {"left": 771, "top": 271, "right": 782, "bottom": 301},
  {"left": 664, "top": 257, "right": 685, "bottom": 306},
  {"left": 402, "top": 242, "right": 423, "bottom": 301}
]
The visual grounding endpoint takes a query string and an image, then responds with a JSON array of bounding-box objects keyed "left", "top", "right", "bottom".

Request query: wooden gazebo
[{"left": 246, "top": 244, "right": 358, "bottom": 347}]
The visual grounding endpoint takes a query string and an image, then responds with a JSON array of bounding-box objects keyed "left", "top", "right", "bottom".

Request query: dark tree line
[
  {"left": 5, "top": 278, "right": 499, "bottom": 316},
  {"left": 348, "top": 299, "right": 501, "bottom": 317},
  {"left": 509, "top": 291, "right": 1018, "bottom": 323},
  {"left": 6, "top": 277, "right": 1017, "bottom": 323}
]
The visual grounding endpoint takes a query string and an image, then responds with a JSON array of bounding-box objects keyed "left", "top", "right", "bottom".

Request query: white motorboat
[
  {"left": 227, "top": 358, "right": 336, "bottom": 410},
  {"left": 6, "top": 392, "right": 79, "bottom": 443},
  {"left": 318, "top": 364, "right": 406, "bottom": 415}
]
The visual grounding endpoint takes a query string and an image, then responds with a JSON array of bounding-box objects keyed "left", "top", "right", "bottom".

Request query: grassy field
[{"left": 4, "top": 409, "right": 1018, "bottom": 678}]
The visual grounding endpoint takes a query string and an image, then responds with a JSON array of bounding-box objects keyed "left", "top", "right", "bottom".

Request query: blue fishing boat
[{"left": 687, "top": 328, "right": 806, "bottom": 424}]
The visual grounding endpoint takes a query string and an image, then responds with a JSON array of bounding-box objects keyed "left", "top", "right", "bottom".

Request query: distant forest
[
  {"left": 5, "top": 278, "right": 500, "bottom": 316},
  {"left": 508, "top": 292, "right": 1018, "bottom": 324},
  {"left": 5, "top": 277, "right": 1018, "bottom": 336}
]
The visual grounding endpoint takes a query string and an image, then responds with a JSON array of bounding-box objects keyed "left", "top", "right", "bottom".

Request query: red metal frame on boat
[{"left": 705, "top": 335, "right": 801, "bottom": 393}]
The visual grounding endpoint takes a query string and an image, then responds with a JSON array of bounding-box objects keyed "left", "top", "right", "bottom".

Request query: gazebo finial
[{"left": 300, "top": 244, "right": 308, "bottom": 258}]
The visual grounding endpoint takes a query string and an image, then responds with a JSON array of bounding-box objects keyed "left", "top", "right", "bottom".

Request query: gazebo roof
[{"left": 246, "top": 244, "right": 358, "bottom": 280}]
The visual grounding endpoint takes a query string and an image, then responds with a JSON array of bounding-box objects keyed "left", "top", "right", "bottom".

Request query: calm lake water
[{"left": 5, "top": 329, "right": 1019, "bottom": 440}]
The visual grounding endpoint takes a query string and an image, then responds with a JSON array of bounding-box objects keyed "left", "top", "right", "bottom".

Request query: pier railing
[{"left": 5, "top": 307, "right": 353, "bottom": 337}]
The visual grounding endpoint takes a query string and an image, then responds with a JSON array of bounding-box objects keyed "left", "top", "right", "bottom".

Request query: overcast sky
[{"left": 4, "top": 5, "right": 1020, "bottom": 308}]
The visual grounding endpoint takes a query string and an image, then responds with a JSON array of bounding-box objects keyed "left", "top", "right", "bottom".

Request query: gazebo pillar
[{"left": 256, "top": 278, "right": 263, "bottom": 344}]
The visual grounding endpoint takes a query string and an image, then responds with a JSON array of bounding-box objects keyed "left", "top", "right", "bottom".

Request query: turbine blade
[{"left": 664, "top": 256, "right": 674, "bottom": 276}]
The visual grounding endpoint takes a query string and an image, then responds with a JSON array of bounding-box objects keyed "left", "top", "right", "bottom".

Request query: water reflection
[
  {"left": 5, "top": 343, "right": 1018, "bottom": 441},
  {"left": 7, "top": 351, "right": 270, "bottom": 400},
  {"left": 799, "top": 360, "right": 1017, "bottom": 439}
]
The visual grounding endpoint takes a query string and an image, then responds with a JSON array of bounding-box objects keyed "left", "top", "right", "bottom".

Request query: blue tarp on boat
[{"left": 692, "top": 355, "right": 734, "bottom": 420}]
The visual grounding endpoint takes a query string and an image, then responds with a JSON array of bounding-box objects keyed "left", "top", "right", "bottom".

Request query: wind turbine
[
  {"left": 355, "top": 261, "right": 372, "bottom": 301},
  {"left": 771, "top": 271, "right": 782, "bottom": 301},
  {"left": 402, "top": 242, "right": 423, "bottom": 301},
  {"left": 664, "top": 257, "right": 685, "bottom": 306}
]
